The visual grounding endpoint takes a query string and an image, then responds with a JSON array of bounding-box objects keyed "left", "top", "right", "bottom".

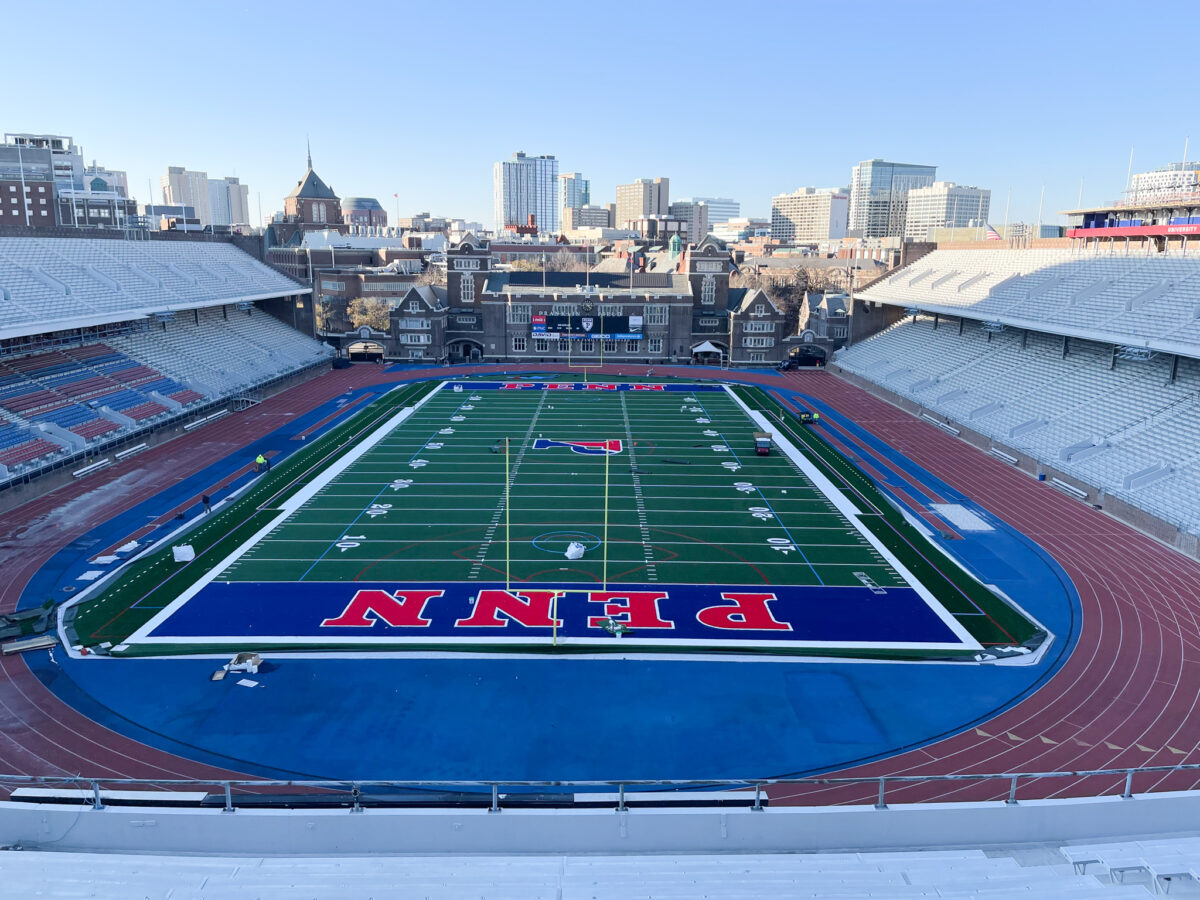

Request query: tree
[
  {"left": 545, "top": 248, "right": 584, "bottom": 272},
  {"left": 414, "top": 264, "right": 445, "bottom": 287},
  {"left": 347, "top": 297, "right": 391, "bottom": 332},
  {"left": 314, "top": 298, "right": 335, "bottom": 333}
]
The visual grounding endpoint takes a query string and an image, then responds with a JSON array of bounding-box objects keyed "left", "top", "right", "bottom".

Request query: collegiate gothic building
[{"left": 381, "top": 235, "right": 789, "bottom": 365}]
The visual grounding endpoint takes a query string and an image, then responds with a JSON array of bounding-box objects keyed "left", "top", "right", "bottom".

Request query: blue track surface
[{"left": 27, "top": 376, "right": 1081, "bottom": 783}]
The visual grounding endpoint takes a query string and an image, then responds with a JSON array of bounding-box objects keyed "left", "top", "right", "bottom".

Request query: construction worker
[
  {"left": 255, "top": 453, "right": 266, "bottom": 473},
  {"left": 201, "top": 494, "right": 212, "bottom": 514}
]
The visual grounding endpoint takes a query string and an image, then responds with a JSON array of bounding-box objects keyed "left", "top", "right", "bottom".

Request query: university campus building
[{"left": 361, "top": 235, "right": 791, "bottom": 366}]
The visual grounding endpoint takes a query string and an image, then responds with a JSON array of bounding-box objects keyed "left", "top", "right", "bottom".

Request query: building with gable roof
[
  {"left": 271, "top": 148, "right": 346, "bottom": 246},
  {"left": 356, "top": 234, "right": 790, "bottom": 365}
]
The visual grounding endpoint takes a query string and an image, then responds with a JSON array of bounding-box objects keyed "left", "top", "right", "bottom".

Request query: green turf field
[
  {"left": 71, "top": 378, "right": 1043, "bottom": 658},
  {"left": 219, "top": 384, "right": 907, "bottom": 590}
]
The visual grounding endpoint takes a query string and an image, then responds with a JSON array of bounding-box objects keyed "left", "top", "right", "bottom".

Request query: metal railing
[{"left": 4, "top": 763, "right": 1200, "bottom": 814}]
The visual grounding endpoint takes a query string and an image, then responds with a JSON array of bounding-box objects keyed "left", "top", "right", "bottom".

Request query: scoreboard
[{"left": 531, "top": 314, "right": 643, "bottom": 340}]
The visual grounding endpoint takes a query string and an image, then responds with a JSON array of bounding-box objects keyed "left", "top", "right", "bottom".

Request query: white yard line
[
  {"left": 723, "top": 386, "right": 981, "bottom": 652},
  {"left": 123, "top": 384, "right": 444, "bottom": 646}
]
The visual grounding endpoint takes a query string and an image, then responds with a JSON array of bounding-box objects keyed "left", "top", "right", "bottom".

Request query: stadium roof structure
[{"left": 0, "top": 238, "right": 308, "bottom": 342}]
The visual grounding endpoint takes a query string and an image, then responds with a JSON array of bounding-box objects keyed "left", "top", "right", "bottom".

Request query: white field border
[
  {"left": 724, "top": 386, "right": 981, "bottom": 652},
  {"left": 123, "top": 384, "right": 445, "bottom": 646},
  {"left": 123, "top": 382, "right": 979, "bottom": 654}
]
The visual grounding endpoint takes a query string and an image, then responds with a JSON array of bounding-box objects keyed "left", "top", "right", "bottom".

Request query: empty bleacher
[
  {"left": 0, "top": 236, "right": 332, "bottom": 483},
  {"left": 0, "top": 237, "right": 303, "bottom": 338},
  {"left": 836, "top": 313, "right": 1200, "bottom": 533},
  {"left": 107, "top": 306, "right": 333, "bottom": 397},
  {"left": 0, "top": 305, "right": 330, "bottom": 479},
  {"left": 835, "top": 245, "right": 1200, "bottom": 536},
  {"left": 859, "top": 247, "right": 1200, "bottom": 349}
]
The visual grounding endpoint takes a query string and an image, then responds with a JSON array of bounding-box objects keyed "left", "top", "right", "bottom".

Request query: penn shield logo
[{"left": 532, "top": 438, "right": 623, "bottom": 455}]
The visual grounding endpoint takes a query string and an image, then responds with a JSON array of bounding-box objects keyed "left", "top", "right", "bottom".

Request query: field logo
[{"left": 533, "top": 438, "right": 622, "bottom": 455}]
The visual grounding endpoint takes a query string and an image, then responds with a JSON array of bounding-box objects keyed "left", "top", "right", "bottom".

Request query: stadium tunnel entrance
[
  {"left": 788, "top": 346, "right": 827, "bottom": 368},
  {"left": 346, "top": 340, "right": 385, "bottom": 362},
  {"left": 449, "top": 340, "right": 484, "bottom": 363}
]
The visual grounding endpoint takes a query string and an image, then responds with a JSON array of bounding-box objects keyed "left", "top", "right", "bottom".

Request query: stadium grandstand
[
  {"left": 0, "top": 237, "right": 331, "bottom": 486},
  {"left": 835, "top": 242, "right": 1200, "bottom": 548}
]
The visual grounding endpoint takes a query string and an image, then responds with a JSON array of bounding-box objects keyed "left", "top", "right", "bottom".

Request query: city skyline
[{"left": 4, "top": 0, "right": 1194, "bottom": 231}]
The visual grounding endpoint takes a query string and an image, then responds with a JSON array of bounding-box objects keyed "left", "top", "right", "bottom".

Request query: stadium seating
[
  {"left": 107, "top": 306, "right": 333, "bottom": 397},
  {"left": 836, "top": 314, "right": 1200, "bottom": 532},
  {"left": 858, "top": 247, "right": 1200, "bottom": 350},
  {"left": 0, "top": 847, "right": 1164, "bottom": 896},
  {"left": 0, "top": 238, "right": 303, "bottom": 337},
  {"left": 835, "top": 244, "right": 1200, "bottom": 535},
  {"left": 0, "top": 301, "right": 328, "bottom": 478}
]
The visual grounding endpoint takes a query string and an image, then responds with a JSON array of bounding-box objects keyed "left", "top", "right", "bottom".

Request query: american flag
[{"left": 985, "top": 225, "right": 1002, "bottom": 241}]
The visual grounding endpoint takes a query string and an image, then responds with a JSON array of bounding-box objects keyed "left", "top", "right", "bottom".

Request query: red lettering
[
  {"left": 631, "top": 384, "right": 665, "bottom": 391},
  {"left": 455, "top": 589, "right": 564, "bottom": 628},
  {"left": 584, "top": 383, "right": 618, "bottom": 391},
  {"left": 321, "top": 589, "right": 440, "bottom": 628},
  {"left": 546, "top": 383, "right": 574, "bottom": 390},
  {"left": 696, "top": 592, "right": 791, "bottom": 631},
  {"left": 587, "top": 591, "right": 674, "bottom": 629}
]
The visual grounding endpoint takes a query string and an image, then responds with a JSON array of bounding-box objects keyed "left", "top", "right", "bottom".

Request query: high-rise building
[
  {"left": 770, "top": 188, "right": 849, "bottom": 242},
  {"left": 903, "top": 182, "right": 990, "bottom": 240},
  {"left": 558, "top": 172, "right": 589, "bottom": 222},
  {"left": 682, "top": 196, "right": 739, "bottom": 226},
  {"left": 848, "top": 159, "right": 936, "bottom": 238},
  {"left": 669, "top": 200, "right": 709, "bottom": 244},
  {"left": 493, "top": 152, "right": 559, "bottom": 234},
  {"left": 615, "top": 177, "right": 669, "bottom": 228},
  {"left": 161, "top": 166, "right": 212, "bottom": 226},
  {"left": 163, "top": 167, "right": 250, "bottom": 227},
  {"left": 208, "top": 176, "right": 250, "bottom": 226}
]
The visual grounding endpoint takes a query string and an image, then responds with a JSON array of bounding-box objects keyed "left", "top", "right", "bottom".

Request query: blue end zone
[{"left": 140, "top": 580, "right": 968, "bottom": 650}]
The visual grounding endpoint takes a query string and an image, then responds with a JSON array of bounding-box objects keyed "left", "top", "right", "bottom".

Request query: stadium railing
[{"left": 4, "top": 763, "right": 1200, "bottom": 812}]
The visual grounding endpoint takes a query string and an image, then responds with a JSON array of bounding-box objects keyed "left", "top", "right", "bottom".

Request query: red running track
[{"left": 0, "top": 363, "right": 1195, "bottom": 803}]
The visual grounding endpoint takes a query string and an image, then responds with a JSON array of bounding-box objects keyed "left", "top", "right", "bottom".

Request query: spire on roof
[{"left": 306, "top": 136, "right": 312, "bottom": 170}]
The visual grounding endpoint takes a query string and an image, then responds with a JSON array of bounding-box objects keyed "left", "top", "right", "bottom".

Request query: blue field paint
[{"left": 142, "top": 580, "right": 965, "bottom": 649}]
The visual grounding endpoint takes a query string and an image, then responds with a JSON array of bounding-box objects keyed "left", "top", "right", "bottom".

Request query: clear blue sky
[{"left": 6, "top": 0, "right": 1194, "bottom": 227}]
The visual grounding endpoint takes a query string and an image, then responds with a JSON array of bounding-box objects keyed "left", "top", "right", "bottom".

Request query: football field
[{"left": 119, "top": 380, "right": 999, "bottom": 656}]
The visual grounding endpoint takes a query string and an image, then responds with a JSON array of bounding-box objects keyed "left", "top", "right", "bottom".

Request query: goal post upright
[{"left": 505, "top": 436, "right": 511, "bottom": 593}]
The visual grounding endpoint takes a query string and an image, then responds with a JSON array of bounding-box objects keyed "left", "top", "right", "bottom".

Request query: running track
[{"left": 0, "top": 362, "right": 1197, "bottom": 805}]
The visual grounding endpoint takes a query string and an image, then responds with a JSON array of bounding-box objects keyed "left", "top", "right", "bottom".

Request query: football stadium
[{"left": 4, "top": 226, "right": 1200, "bottom": 893}]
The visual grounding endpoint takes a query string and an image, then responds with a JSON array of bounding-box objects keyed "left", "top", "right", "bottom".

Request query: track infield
[{"left": 91, "top": 379, "right": 1045, "bottom": 658}]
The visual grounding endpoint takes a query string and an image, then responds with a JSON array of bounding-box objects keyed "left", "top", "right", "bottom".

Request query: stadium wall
[
  {"left": 830, "top": 364, "right": 1200, "bottom": 560},
  {"left": 4, "top": 791, "right": 1200, "bottom": 856}
]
